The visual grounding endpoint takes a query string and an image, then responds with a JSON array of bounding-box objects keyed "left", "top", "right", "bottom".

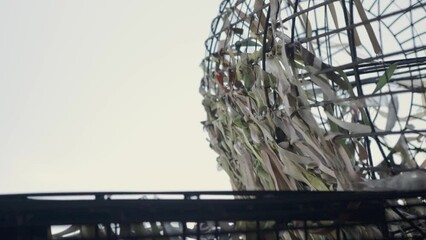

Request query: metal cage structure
[
  {"left": 197, "top": 0, "right": 426, "bottom": 239},
  {"left": 200, "top": 0, "right": 426, "bottom": 184}
]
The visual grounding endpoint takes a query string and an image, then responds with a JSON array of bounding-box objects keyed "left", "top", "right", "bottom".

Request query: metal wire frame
[
  {"left": 0, "top": 191, "right": 425, "bottom": 239},
  {"left": 201, "top": 0, "right": 426, "bottom": 180}
]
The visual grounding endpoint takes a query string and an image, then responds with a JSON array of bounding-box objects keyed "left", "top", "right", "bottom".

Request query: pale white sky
[{"left": 0, "top": 0, "right": 232, "bottom": 194}]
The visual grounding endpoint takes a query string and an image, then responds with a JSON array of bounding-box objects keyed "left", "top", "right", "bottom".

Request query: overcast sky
[{"left": 0, "top": 0, "right": 232, "bottom": 194}]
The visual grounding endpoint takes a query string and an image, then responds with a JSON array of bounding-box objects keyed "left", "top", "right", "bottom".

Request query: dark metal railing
[{"left": 1, "top": 191, "right": 425, "bottom": 239}]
